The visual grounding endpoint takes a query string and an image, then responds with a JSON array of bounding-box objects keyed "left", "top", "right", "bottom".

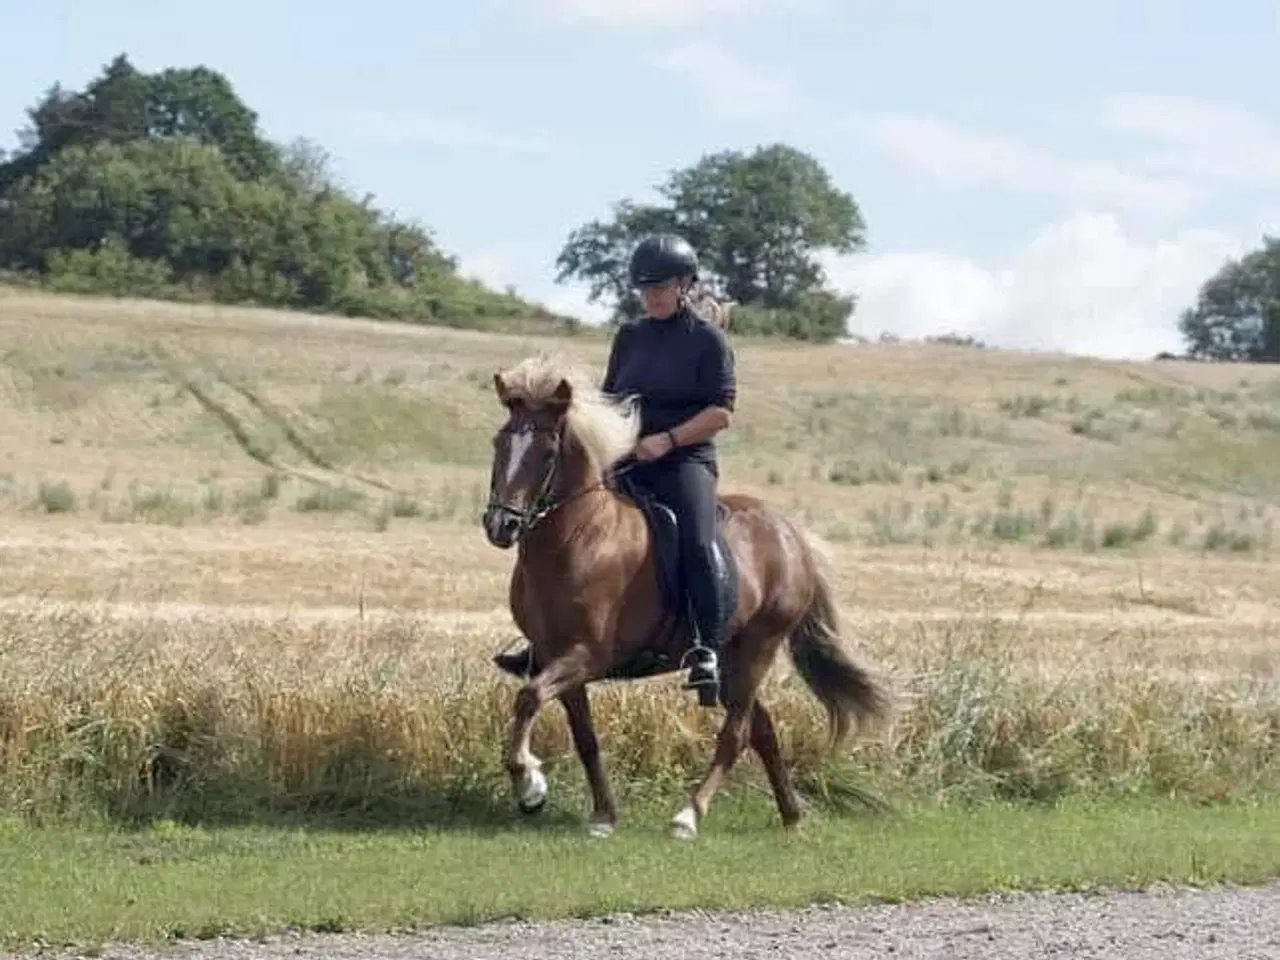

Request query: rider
[{"left": 493, "top": 233, "right": 737, "bottom": 700}]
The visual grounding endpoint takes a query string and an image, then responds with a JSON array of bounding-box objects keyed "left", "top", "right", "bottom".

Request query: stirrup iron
[{"left": 680, "top": 644, "right": 721, "bottom": 707}]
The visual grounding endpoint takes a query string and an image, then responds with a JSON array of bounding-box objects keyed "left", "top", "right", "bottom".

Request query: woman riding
[{"left": 492, "top": 232, "right": 737, "bottom": 700}]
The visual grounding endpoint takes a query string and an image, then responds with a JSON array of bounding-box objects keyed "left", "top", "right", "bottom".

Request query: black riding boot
[{"left": 681, "top": 544, "right": 728, "bottom": 707}]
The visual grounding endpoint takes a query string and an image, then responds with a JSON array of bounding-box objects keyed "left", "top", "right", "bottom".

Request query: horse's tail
[{"left": 786, "top": 532, "right": 890, "bottom": 748}]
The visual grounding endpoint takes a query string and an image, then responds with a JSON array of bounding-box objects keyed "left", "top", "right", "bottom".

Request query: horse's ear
[
  {"left": 547, "top": 377, "right": 573, "bottom": 414},
  {"left": 493, "top": 372, "right": 510, "bottom": 405}
]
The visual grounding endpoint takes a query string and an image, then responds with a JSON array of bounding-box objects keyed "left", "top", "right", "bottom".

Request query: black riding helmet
[{"left": 629, "top": 233, "right": 698, "bottom": 288}]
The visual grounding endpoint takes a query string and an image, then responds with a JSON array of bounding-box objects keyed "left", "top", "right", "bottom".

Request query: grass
[
  {"left": 1, "top": 286, "right": 1279, "bottom": 944},
  {"left": 0, "top": 597, "right": 1276, "bottom": 825},
  {"left": 3, "top": 797, "right": 1279, "bottom": 951}
]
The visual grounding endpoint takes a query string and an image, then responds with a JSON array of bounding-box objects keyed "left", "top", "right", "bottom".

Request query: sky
[{"left": 3, "top": 0, "right": 1279, "bottom": 360}]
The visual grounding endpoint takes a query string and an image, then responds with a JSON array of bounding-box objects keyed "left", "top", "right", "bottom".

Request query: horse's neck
[{"left": 524, "top": 438, "right": 617, "bottom": 553}]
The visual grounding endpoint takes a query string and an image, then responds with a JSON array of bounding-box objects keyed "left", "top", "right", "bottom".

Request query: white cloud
[
  {"left": 825, "top": 213, "right": 1244, "bottom": 360},
  {"left": 535, "top": 0, "right": 824, "bottom": 28},
  {"left": 848, "top": 100, "right": 1279, "bottom": 359},
  {"left": 866, "top": 113, "right": 1198, "bottom": 215},
  {"left": 459, "top": 253, "right": 513, "bottom": 290},
  {"left": 348, "top": 111, "right": 552, "bottom": 153},
  {"left": 1100, "top": 93, "right": 1280, "bottom": 187},
  {"left": 654, "top": 42, "right": 795, "bottom": 120}
]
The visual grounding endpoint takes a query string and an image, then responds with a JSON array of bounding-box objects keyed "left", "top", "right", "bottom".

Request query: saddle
[{"left": 605, "top": 469, "right": 740, "bottom": 682}]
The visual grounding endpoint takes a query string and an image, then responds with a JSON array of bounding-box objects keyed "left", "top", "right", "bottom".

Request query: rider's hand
[{"left": 634, "top": 432, "right": 673, "bottom": 461}]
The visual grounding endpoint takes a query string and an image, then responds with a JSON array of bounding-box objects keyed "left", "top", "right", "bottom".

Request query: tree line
[
  {"left": 0, "top": 54, "right": 568, "bottom": 334},
  {"left": 0, "top": 54, "right": 1274, "bottom": 356}
]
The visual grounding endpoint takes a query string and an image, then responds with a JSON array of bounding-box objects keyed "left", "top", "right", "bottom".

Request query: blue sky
[{"left": 3, "top": 0, "right": 1279, "bottom": 358}]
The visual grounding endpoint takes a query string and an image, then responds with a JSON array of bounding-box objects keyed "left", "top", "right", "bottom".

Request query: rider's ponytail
[{"left": 686, "top": 283, "right": 733, "bottom": 332}]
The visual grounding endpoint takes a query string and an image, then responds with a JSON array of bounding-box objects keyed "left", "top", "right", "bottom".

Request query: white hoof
[
  {"left": 586, "top": 818, "right": 616, "bottom": 839},
  {"left": 670, "top": 805, "right": 699, "bottom": 840},
  {"left": 516, "top": 767, "right": 547, "bottom": 813}
]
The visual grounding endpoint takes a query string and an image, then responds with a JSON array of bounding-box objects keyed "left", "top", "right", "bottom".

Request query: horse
[{"left": 480, "top": 354, "right": 888, "bottom": 839}]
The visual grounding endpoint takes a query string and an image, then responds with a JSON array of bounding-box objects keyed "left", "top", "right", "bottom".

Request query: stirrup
[{"left": 680, "top": 645, "right": 721, "bottom": 707}]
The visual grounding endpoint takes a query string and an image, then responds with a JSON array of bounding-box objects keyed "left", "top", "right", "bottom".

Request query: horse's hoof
[
  {"left": 669, "top": 805, "right": 699, "bottom": 840},
  {"left": 586, "top": 818, "right": 616, "bottom": 839},
  {"left": 516, "top": 767, "right": 547, "bottom": 814}
]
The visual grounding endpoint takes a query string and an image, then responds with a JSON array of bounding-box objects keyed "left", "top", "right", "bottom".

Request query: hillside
[
  {"left": 3, "top": 285, "right": 1278, "bottom": 555},
  {"left": 1, "top": 283, "right": 1278, "bottom": 835}
]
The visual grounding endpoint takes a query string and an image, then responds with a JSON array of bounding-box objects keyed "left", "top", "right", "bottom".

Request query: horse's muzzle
[{"left": 483, "top": 503, "right": 522, "bottom": 548}]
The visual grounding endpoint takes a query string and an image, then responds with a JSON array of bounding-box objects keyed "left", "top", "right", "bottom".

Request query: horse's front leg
[{"left": 505, "top": 644, "right": 593, "bottom": 815}]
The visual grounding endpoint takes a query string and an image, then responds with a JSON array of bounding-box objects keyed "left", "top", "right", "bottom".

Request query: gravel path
[{"left": 26, "top": 881, "right": 1280, "bottom": 960}]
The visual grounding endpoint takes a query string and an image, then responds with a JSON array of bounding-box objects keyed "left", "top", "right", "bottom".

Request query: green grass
[
  {"left": 305, "top": 385, "right": 488, "bottom": 466},
  {"left": 2, "top": 796, "right": 1278, "bottom": 952}
]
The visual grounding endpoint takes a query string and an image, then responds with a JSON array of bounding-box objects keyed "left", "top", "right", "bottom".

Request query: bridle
[
  {"left": 484, "top": 418, "right": 637, "bottom": 539},
  {"left": 484, "top": 419, "right": 562, "bottom": 537}
]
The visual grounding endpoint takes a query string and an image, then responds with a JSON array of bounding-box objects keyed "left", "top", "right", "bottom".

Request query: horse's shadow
[
  {"left": 95, "top": 769, "right": 588, "bottom": 837},
  {"left": 93, "top": 761, "right": 890, "bottom": 837}
]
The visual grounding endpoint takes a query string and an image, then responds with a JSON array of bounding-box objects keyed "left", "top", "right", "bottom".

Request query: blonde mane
[{"left": 496, "top": 355, "right": 641, "bottom": 476}]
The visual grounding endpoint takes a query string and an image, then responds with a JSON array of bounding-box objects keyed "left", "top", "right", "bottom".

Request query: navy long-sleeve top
[{"left": 601, "top": 305, "right": 736, "bottom": 469}]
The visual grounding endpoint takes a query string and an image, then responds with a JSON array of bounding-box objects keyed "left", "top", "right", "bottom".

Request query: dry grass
[{"left": 1, "top": 286, "right": 1278, "bottom": 824}]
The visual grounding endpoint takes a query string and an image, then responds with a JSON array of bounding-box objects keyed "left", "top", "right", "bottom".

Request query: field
[{"left": 1, "top": 285, "right": 1279, "bottom": 950}]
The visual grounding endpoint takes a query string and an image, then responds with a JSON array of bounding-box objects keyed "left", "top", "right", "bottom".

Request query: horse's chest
[{"left": 510, "top": 557, "right": 614, "bottom": 644}]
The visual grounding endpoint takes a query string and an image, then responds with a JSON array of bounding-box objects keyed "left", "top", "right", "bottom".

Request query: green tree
[
  {"left": 554, "top": 143, "right": 867, "bottom": 340},
  {"left": 1179, "top": 237, "right": 1280, "bottom": 362},
  {"left": 0, "top": 54, "right": 277, "bottom": 195},
  {"left": 553, "top": 200, "right": 677, "bottom": 320},
  {"left": 0, "top": 54, "right": 573, "bottom": 334}
]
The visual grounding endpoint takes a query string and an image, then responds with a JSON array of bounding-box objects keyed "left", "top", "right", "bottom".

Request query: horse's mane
[{"left": 497, "top": 355, "right": 641, "bottom": 476}]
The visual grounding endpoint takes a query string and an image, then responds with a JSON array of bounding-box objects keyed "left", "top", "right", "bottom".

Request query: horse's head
[{"left": 482, "top": 370, "right": 572, "bottom": 548}]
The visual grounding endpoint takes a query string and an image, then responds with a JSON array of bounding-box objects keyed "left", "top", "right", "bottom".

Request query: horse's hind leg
[
  {"left": 560, "top": 685, "right": 618, "bottom": 838},
  {"left": 671, "top": 697, "right": 751, "bottom": 840},
  {"left": 670, "top": 634, "right": 770, "bottom": 840},
  {"left": 749, "top": 700, "right": 802, "bottom": 828}
]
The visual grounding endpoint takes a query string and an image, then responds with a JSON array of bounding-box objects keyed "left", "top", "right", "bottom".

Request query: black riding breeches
[{"left": 628, "top": 456, "right": 728, "bottom": 649}]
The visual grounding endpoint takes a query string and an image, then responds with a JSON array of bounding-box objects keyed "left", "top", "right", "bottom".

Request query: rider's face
[{"left": 639, "top": 278, "right": 685, "bottom": 319}]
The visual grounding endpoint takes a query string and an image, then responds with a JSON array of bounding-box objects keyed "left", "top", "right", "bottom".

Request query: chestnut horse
[{"left": 481, "top": 355, "right": 888, "bottom": 839}]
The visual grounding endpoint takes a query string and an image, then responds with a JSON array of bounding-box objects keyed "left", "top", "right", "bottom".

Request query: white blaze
[{"left": 506, "top": 430, "right": 533, "bottom": 488}]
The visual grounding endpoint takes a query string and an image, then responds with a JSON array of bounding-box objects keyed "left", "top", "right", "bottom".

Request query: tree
[
  {"left": 0, "top": 54, "right": 278, "bottom": 196},
  {"left": 0, "top": 54, "right": 570, "bottom": 334},
  {"left": 554, "top": 143, "right": 867, "bottom": 340},
  {"left": 661, "top": 144, "right": 866, "bottom": 307},
  {"left": 1179, "top": 237, "right": 1280, "bottom": 362},
  {"left": 554, "top": 200, "right": 678, "bottom": 320}
]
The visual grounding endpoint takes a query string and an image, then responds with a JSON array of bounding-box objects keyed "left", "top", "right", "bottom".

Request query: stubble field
[{"left": 1, "top": 286, "right": 1278, "bottom": 952}]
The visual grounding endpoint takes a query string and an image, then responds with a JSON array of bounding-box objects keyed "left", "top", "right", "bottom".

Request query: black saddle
[{"left": 607, "top": 468, "right": 740, "bottom": 681}]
